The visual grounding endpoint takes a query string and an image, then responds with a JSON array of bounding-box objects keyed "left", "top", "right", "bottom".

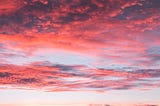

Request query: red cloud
[{"left": 0, "top": 0, "right": 160, "bottom": 92}]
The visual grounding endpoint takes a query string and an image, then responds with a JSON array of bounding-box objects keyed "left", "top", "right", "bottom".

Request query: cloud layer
[
  {"left": 0, "top": 0, "right": 160, "bottom": 91},
  {"left": 0, "top": 0, "right": 160, "bottom": 66},
  {"left": 0, "top": 61, "right": 160, "bottom": 92}
]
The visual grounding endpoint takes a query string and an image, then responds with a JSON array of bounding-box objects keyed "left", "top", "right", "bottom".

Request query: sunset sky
[{"left": 0, "top": 0, "right": 160, "bottom": 106}]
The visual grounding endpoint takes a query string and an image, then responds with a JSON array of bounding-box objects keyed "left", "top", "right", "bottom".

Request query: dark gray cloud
[
  {"left": 18, "top": 78, "right": 39, "bottom": 84},
  {"left": 0, "top": 72, "right": 13, "bottom": 78}
]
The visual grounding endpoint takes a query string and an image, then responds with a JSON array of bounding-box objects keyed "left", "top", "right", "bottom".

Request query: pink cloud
[
  {"left": 0, "top": 0, "right": 160, "bottom": 92},
  {"left": 0, "top": 61, "right": 160, "bottom": 92}
]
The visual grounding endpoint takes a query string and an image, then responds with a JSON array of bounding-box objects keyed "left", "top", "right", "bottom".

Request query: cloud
[
  {"left": 18, "top": 78, "right": 39, "bottom": 84},
  {"left": 0, "top": 61, "right": 160, "bottom": 92},
  {"left": 135, "top": 104, "right": 159, "bottom": 106},
  {"left": 89, "top": 104, "right": 112, "bottom": 106},
  {"left": 0, "top": 0, "right": 160, "bottom": 92},
  {"left": 0, "top": 72, "right": 13, "bottom": 78}
]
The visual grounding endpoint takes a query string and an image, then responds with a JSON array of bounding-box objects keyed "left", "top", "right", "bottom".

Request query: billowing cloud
[{"left": 0, "top": 0, "right": 160, "bottom": 67}]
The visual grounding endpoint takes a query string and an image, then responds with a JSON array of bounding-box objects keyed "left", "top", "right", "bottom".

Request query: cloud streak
[{"left": 0, "top": 61, "right": 160, "bottom": 92}]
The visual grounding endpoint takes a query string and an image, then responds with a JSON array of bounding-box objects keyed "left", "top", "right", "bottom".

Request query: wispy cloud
[
  {"left": 0, "top": 61, "right": 160, "bottom": 92},
  {"left": 134, "top": 104, "right": 159, "bottom": 106}
]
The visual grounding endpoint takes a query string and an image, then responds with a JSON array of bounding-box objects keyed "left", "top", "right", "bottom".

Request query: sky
[{"left": 0, "top": 0, "right": 160, "bottom": 106}]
